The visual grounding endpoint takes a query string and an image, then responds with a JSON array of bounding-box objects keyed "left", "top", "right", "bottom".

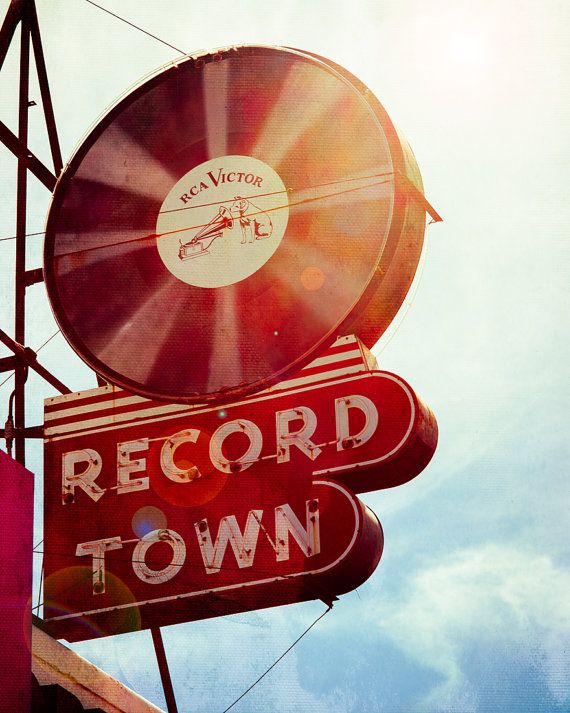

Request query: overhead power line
[
  {"left": 55, "top": 177, "right": 395, "bottom": 259},
  {"left": 83, "top": 0, "right": 186, "bottom": 55},
  {"left": 221, "top": 605, "right": 332, "bottom": 713},
  {"left": 0, "top": 230, "right": 45, "bottom": 242}
]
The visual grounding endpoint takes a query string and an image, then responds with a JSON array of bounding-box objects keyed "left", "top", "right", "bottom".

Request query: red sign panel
[
  {"left": 43, "top": 336, "right": 436, "bottom": 641},
  {"left": 0, "top": 450, "right": 33, "bottom": 711}
]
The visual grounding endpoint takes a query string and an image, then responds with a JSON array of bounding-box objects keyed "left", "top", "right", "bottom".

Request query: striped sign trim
[{"left": 44, "top": 335, "right": 376, "bottom": 441}]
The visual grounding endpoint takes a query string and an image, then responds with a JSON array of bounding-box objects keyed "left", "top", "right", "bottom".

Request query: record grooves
[{"left": 44, "top": 45, "right": 427, "bottom": 403}]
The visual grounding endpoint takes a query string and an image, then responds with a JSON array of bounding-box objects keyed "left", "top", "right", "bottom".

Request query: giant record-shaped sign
[{"left": 44, "top": 45, "right": 427, "bottom": 403}]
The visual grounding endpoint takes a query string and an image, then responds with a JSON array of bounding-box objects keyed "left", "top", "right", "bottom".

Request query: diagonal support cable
[{"left": 0, "top": 328, "right": 70, "bottom": 394}]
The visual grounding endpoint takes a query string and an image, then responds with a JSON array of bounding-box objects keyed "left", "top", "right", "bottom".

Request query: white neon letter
[
  {"left": 62, "top": 448, "right": 105, "bottom": 503},
  {"left": 132, "top": 529, "right": 186, "bottom": 584},
  {"left": 117, "top": 438, "right": 149, "bottom": 494},
  {"left": 76, "top": 536, "right": 122, "bottom": 594},
  {"left": 276, "top": 406, "right": 322, "bottom": 463},
  {"left": 335, "top": 395, "right": 379, "bottom": 450},
  {"left": 209, "top": 420, "right": 262, "bottom": 473},
  {"left": 195, "top": 510, "right": 262, "bottom": 574},
  {"left": 275, "top": 501, "right": 320, "bottom": 561},
  {"left": 160, "top": 429, "right": 202, "bottom": 482}
]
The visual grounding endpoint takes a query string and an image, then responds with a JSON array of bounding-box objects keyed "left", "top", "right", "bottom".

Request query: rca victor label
[{"left": 156, "top": 155, "right": 289, "bottom": 288}]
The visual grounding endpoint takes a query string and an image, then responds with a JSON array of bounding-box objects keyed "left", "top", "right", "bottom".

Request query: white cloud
[{"left": 375, "top": 544, "right": 570, "bottom": 711}]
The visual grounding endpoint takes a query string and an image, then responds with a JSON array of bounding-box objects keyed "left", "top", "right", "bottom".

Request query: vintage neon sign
[{"left": 43, "top": 337, "right": 437, "bottom": 641}]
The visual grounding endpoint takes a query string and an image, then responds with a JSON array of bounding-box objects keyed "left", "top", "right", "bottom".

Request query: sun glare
[{"left": 447, "top": 31, "right": 487, "bottom": 69}]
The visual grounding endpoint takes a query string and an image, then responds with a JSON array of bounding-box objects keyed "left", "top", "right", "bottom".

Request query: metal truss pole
[
  {"left": 2, "top": 8, "right": 182, "bottom": 710},
  {"left": 0, "top": 0, "right": 62, "bottom": 464},
  {"left": 14, "top": 0, "right": 30, "bottom": 465},
  {"left": 151, "top": 628, "right": 179, "bottom": 713}
]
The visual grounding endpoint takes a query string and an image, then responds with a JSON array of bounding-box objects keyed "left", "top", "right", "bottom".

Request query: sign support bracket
[
  {"left": 151, "top": 627, "right": 179, "bottom": 713},
  {"left": 395, "top": 169, "right": 443, "bottom": 224}
]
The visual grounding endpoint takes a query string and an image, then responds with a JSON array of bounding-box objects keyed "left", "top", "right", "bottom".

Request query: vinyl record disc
[
  {"left": 44, "top": 45, "right": 425, "bottom": 403},
  {"left": 294, "top": 49, "right": 428, "bottom": 347}
]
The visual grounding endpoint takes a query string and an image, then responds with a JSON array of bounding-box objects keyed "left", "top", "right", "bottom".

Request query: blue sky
[{"left": 0, "top": 0, "right": 568, "bottom": 711}]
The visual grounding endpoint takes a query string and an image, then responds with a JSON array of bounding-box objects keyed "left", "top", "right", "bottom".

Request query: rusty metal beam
[
  {"left": 14, "top": 0, "right": 31, "bottom": 463},
  {"left": 0, "top": 425, "right": 43, "bottom": 438},
  {"left": 24, "top": 266, "right": 43, "bottom": 286},
  {"left": 0, "top": 119, "right": 57, "bottom": 191},
  {"left": 0, "top": 355, "right": 20, "bottom": 372},
  {"left": 29, "top": 1, "right": 62, "bottom": 175},
  {"left": 151, "top": 628, "right": 179, "bottom": 713},
  {"left": 396, "top": 170, "right": 443, "bottom": 224},
  {"left": 0, "top": 0, "right": 63, "bottom": 464},
  {"left": 0, "top": 328, "right": 71, "bottom": 395},
  {"left": 0, "top": 0, "right": 22, "bottom": 72}
]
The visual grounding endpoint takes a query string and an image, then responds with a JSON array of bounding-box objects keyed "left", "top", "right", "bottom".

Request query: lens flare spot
[
  {"left": 43, "top": 566, "right": 141, "bottom": 640},
  {"left": 301, "top": 266, "right": 325, "bottom": 291},
  {"left": 132, "top": 506, "right": 167, "bottom": 538},
  {"left": 149, "top": 431, "right": 229, "bottom": 507}
]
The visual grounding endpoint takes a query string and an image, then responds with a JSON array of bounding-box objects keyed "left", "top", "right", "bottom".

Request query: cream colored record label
[{"left": 156, "top": 155, "right": 289, "bottom": 288}]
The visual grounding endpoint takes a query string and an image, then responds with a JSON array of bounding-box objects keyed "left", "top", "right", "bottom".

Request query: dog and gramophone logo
[{"left": 156, "top": 155, "right": 289, "bottom": 288}]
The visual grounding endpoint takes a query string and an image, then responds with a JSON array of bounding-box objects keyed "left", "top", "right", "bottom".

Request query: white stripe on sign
[
  {"left": 45, "top": 370, "right": 377, "bottom": 443},
  {"left": 44, "top": 336, "right": 377, "bottom": 440}
]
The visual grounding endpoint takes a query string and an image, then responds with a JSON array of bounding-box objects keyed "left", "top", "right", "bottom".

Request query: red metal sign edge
[{"left": 43, "top": 479, "right": 383, "bottom": 640}]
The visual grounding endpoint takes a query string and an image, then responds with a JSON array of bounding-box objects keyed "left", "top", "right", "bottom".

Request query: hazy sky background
[{"left": 0, "top": 1, "right": 568, "bottom": 711}]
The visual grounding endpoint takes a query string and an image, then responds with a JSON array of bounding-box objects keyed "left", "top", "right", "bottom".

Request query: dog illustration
[{"left": 231, "top": 197, "right": 273, "bottom": 244}]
